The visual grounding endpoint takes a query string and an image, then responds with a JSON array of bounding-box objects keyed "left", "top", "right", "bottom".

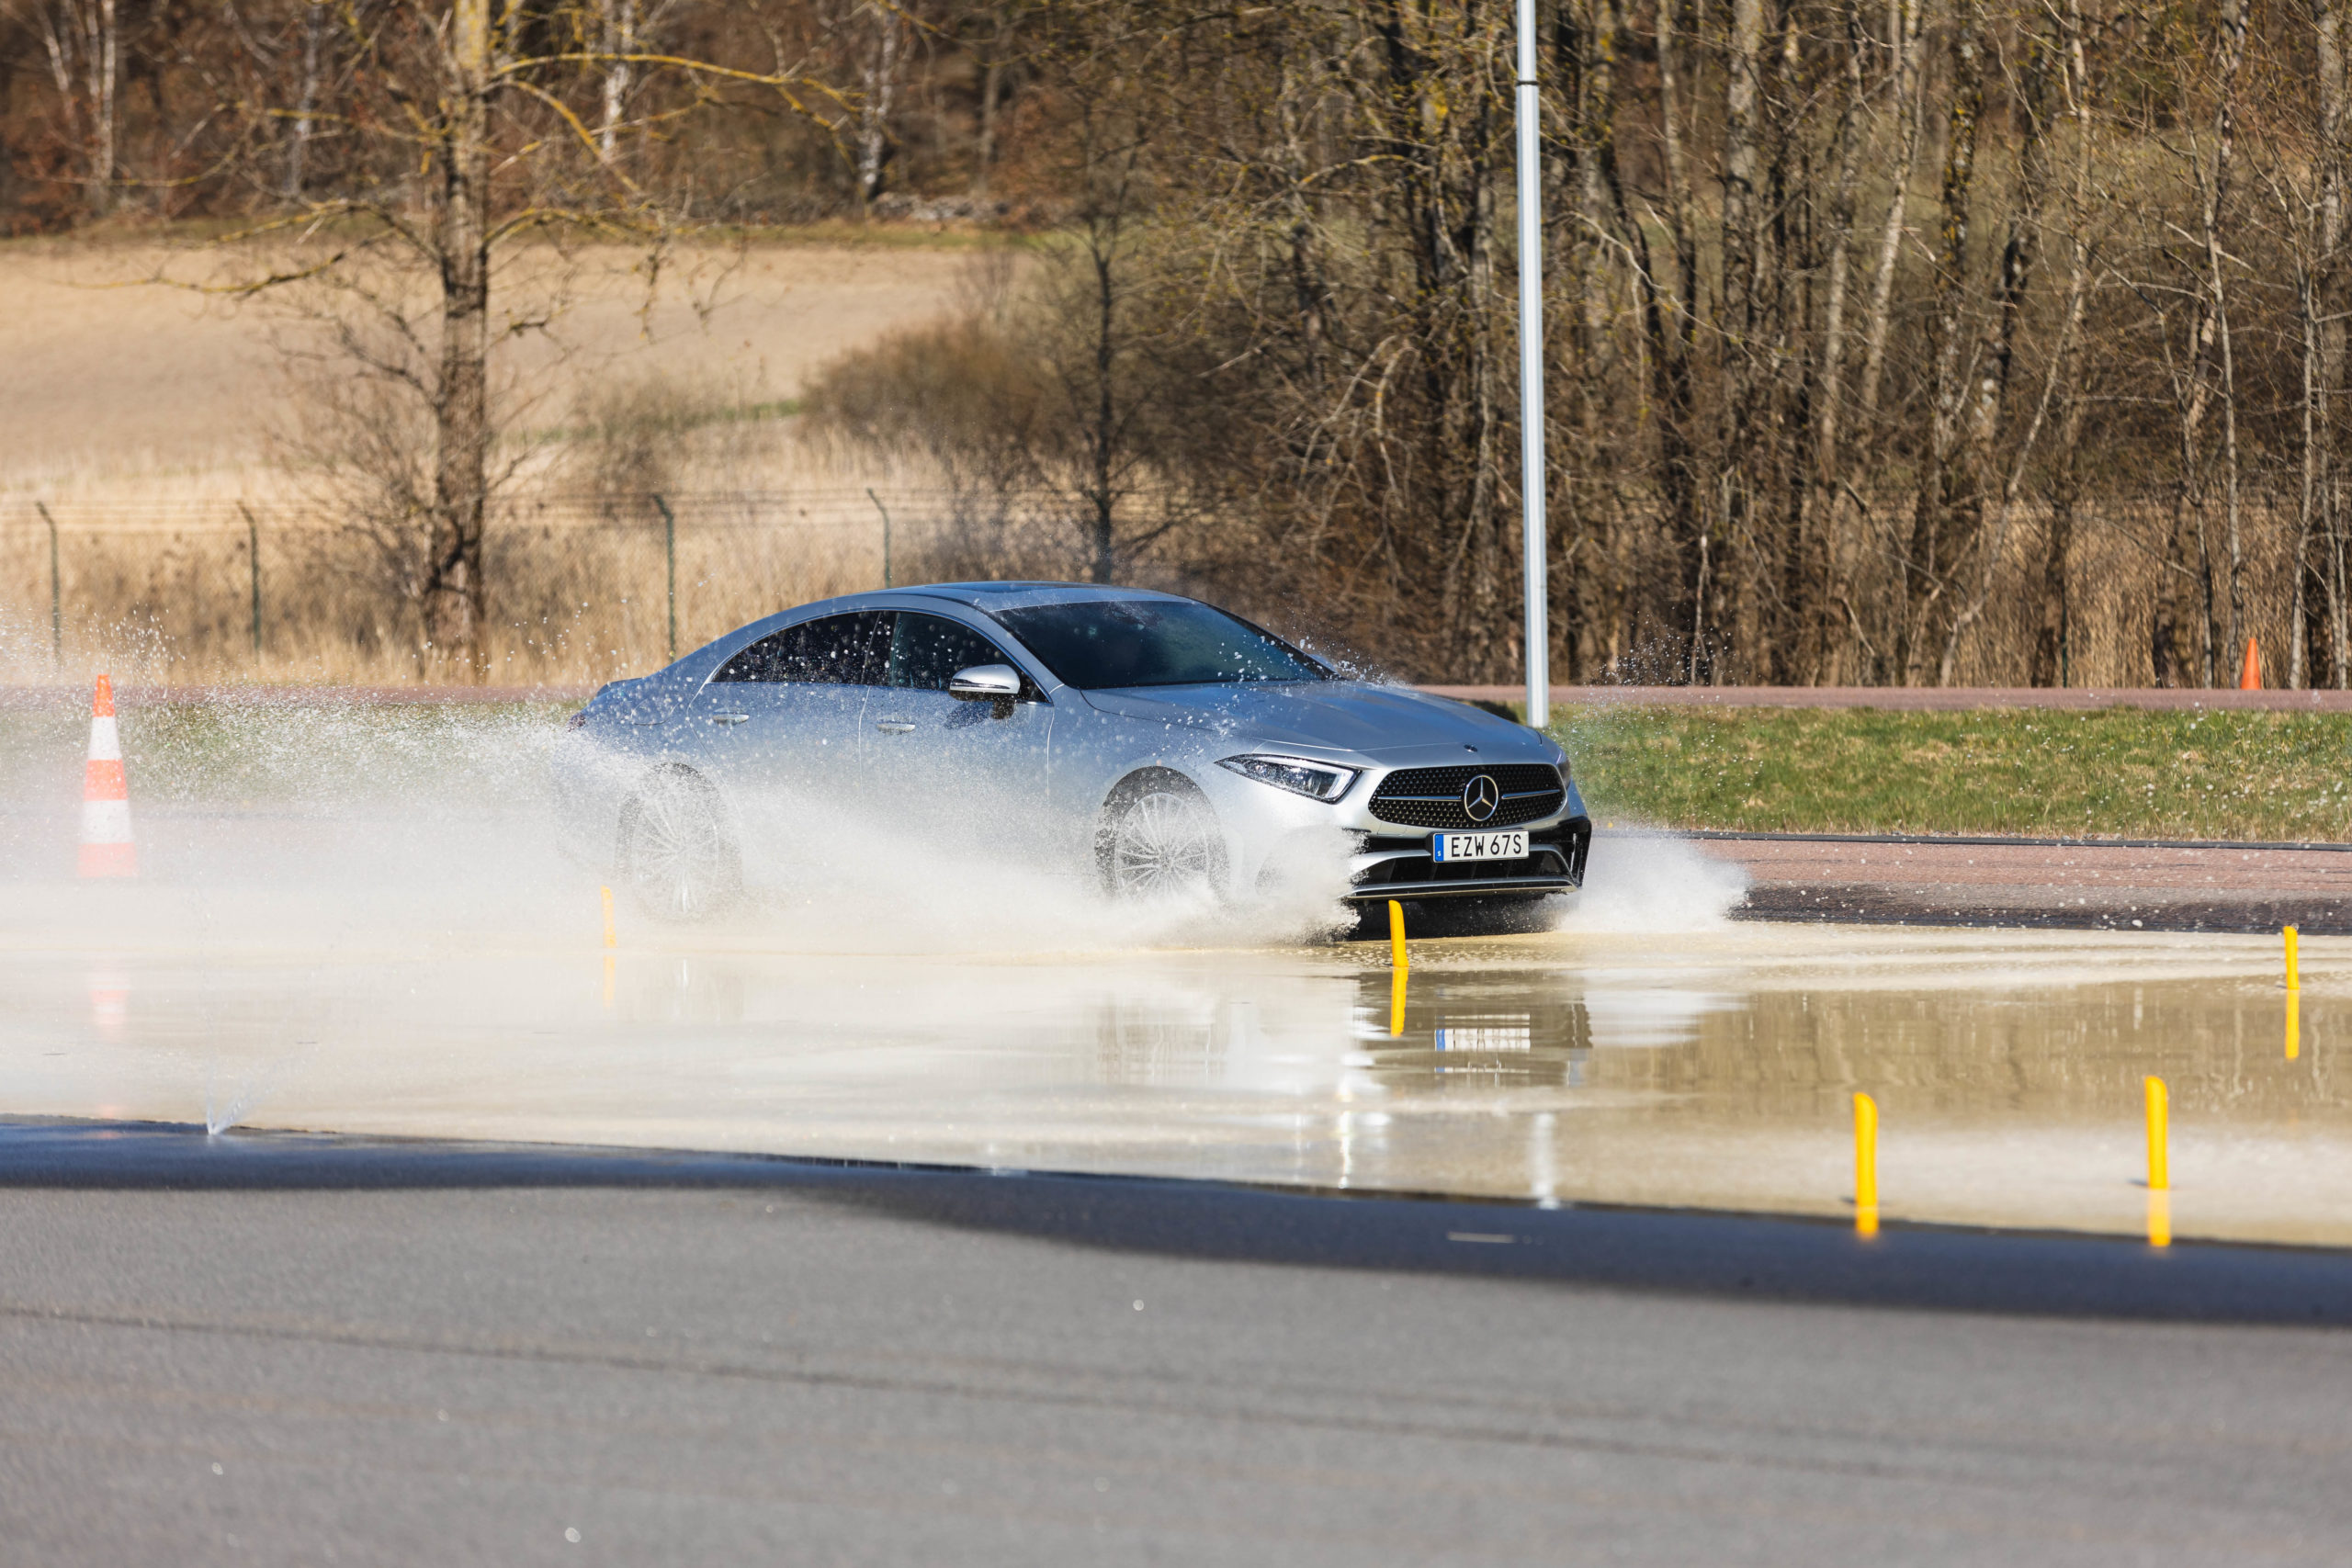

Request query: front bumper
[{"left": 1342, "top": 816, "right": 1592, "bottom": 903}]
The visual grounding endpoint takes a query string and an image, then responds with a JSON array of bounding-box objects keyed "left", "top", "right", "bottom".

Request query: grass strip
[
  {"left": 14, "top": 694, "right": 2348, "bottom": 845},
  {"left": 1548, "top": 705, "right": 2352, "bottom": 843}
]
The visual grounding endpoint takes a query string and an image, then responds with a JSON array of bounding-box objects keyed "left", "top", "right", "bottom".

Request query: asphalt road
[
  {"left": 1690, "top": 831, "right": 2352, "bottom": 932},
  {"left": 5, "top": 1153, "right": 2351, "bottom": 1564}
]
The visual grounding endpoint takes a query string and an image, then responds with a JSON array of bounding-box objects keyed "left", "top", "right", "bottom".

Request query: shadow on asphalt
[{"left": 6, "top": 1115, "right": 2350, "bottom": 1326}]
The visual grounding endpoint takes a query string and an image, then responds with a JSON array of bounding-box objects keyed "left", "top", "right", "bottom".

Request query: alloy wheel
[
  {"left": 624, "top": 773, "right": 733, "bottom": 920},
  {"left": 1110, "top": 790, "right": 1218, "bottom": 902}
]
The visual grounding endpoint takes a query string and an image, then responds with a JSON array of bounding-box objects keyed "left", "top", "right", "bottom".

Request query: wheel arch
[
  {"left": 1097, "top": 763, "right": 1211, "bottom": 816},
  {"left": 615, "top": 760, "right": 733, "bottom": 853}
]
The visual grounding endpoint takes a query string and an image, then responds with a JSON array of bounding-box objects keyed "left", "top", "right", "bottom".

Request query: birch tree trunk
[
  {"left": 1713, "top": 0, "right": 1768, "bottom": 682},
  {"left": 2159, "top": 0, "right": 2246, "bottom": 687},
  {"left": 35, "top": 0, "right": 119, "bottom": 216},
  {"left": 1654, "top": 0, "right": 1705, "bottom": 678},
  {"left": 2210, "top": 0, "right": 2249, "bottom": 674},
  {"left": 1849, "top": 0, "right": 1925, "bottom": 446},
  {"left": 2029, "top": 0, "right": 2095, "bottom": 687},
  {"left": 856, "top": 2, "right": 902, "bottom": 208},
  {"left": 2313, "top": 0, "right": 2347, "bottom": 686},
  {"left": 1812, "top": 1, "right": 1870, "bottom": 502},
  {"left": 2296, "top": 258, "right": 2322, "bottom": 688},
  {"left": 972, "top": 5, "right": 1016, "bottom": 196},
  {"left": 286, "top": 1, "right": 326, "bottom": 198},
  {"left": 1835, "top": 0, "right": 1924, "bottom": 680},
  {"left": 597, "top": 0, "right": 639, "bottom": 161}
]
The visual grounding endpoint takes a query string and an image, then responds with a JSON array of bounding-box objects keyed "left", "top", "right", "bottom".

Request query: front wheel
[
  {"left": 618, "top": 768, "right": 740, "bottom": 921},
  {"left": 1100, "top": 779, "right": 1225, "bottom": 904}
]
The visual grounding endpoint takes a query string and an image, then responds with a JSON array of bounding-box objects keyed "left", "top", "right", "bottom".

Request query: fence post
[
  {"left": 867, "top": 487, "right": 892, "bottom": 589},
  {"left": 651, "top": 492, "right": 677, "bottom": 662},
  {"left": 239, "top": 502, "right": 263, "bottom": 661},
  {"left": 35, "top": 502, "right": 61, "bottom": 665}
]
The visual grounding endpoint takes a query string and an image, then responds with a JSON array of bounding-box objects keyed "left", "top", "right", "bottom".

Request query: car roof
[{"left": 883, "top": 582, "right": 1195, "bottom": 612}]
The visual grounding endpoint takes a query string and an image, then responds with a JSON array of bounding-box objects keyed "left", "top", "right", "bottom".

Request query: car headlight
[{"left": 1217, "top": 754, "right": 1361, "bottom": 802}]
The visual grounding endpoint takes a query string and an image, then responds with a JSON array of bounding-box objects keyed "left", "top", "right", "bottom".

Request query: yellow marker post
[
  {"left": 2144, "top": 1076, "right": 2169, "bottom": 1192},
  {"left": 2147, "top": 1190, "right": 2172, "bottom": 1248},
  {"left": 1386, "top": 901, "right": 1408, "bottom": 1036},
  {"left": 2286, "top": 925, "right": 2301, "bottom": 992},
  {"left": 2288, "top": 991, "right": 2301, "bottom": 1062},
  {"left": 1853, "top": 1091, "right": 1880, "bottom": 1239}
]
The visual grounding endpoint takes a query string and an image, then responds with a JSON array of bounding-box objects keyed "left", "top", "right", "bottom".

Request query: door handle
[
  {"left": 875, "top": 720, "right": 916, "bottom": 734},
  {"left": 707, "top": 713, "right": 749, "bottom": 726}
]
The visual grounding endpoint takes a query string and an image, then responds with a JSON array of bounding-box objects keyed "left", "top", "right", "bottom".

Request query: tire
[
  {"left": 1099, "top": 773, "right": 1226, "bottom": 904},
  {"left": 617, "top": 767, "right": 740, "bottom": 921}
]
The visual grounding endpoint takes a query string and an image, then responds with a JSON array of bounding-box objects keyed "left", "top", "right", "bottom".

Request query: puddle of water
[
  {"left": 0, "top": 910, "right": 2337, "bottom": 1247},
  {"left": 0, "top": 693, "right": 2331, "bottom": 1243}
]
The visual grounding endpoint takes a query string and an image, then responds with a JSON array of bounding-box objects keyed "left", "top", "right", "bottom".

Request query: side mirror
[{"left": 947, "top": 664, "right": 1022, "bottom": 702}]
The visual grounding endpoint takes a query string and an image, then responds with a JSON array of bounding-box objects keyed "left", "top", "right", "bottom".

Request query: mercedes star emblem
[{"left": 1461, "top": 773, "right": 1500, "bottom": 822}]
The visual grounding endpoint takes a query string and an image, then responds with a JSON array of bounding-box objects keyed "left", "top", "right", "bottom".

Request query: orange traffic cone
[
  {"left": 2240, "top": 636, "right": 2262, "bottom": 691},
  {"left": 78, "top": 673, "right": 135, "bottom": 878}
]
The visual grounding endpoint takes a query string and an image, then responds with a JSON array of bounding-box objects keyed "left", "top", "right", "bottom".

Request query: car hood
[{"left": 1079, "top": 682, "right": 1532, "bottom": 757}]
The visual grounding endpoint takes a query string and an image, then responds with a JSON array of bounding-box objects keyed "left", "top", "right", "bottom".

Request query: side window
[
  {"left": 888, "top": 613, "right": 1016, "bottom": 693},
  {"left": 714, "top": 612, "right": 891, "bottom": 683}
]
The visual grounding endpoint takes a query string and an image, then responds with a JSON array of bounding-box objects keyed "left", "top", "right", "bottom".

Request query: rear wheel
[
  {"left": 1100, "top": 776, "right": 1224, "bottom": 904},
  {"left": 618, "top": 768, "right": 739, "bottom": 921}
]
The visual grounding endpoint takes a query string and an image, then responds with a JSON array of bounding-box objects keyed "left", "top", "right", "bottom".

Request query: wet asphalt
[{"left": 5, "top": 1131, "right": 2351, "bottom": 1565}]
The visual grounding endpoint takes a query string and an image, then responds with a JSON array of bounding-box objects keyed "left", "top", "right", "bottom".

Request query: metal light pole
[
  {"left": 37, "top": 501, "right": 61, "bottom": 665},
  {"left": 651, "top": 493, "right": 678, "bottom": 660},
  {"left": 240, "top": 502, "right": 263, "bottom": 660},
  {"left": 1514, "top": 0, "right": 1549, "bottom": 728}
]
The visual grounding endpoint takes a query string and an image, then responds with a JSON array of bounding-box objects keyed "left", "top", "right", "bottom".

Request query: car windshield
[{"left": 990, "top": 599, "right": 1329, "bottom": 689}]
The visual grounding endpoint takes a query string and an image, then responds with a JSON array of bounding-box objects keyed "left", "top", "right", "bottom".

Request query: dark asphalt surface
[
  {"left": 1687, "top": 831, "right": 2352, "bottom": 933},
  {"left": 5, "top": 1128, "right": 2352, "bottom": 1564}
]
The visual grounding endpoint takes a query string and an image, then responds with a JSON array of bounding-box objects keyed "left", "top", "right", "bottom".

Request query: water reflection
[
  {"left": 2, "top": 924, "right": 2347, "bottom": 1245},
  {"left": 1352, "top": 968, "right": 1591, "bottom": 1090}
]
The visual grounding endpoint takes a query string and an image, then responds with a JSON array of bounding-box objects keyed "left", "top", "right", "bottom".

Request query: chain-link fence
[
  {"left": 0, "top": 489, "right": 1091, "bottom": 685},
  {"left": 3, "top": 484, "right": 2344, "bottom": 688}
]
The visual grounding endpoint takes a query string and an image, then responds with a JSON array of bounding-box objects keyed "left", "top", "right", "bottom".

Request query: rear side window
[
  {"left": 888, "top": 613, "right": 1016, "bottom": 692},
  {"left": 713, "top": 612, "right": 892, "bottom": 684}
]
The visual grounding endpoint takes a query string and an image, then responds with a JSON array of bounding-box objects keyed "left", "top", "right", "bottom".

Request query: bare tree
[
  {"left": 2028, "top": 0, "right": 2098, "bottom": 688},
  {"left": 25, "top": 0, "right": 120, "bottom": 216},
  {"left": 854, "top": 0, "right": 905, "bottom": 207},
  {"left": 181, "top": 0, "right": 846, "bottom": 672},
  {"left": 1896, "top": 0, "right": 1983, "bottom": 683}
]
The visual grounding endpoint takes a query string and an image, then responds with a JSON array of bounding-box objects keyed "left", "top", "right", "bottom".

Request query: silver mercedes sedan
[{"left": 553, "top": 582, "right": 1591, "bottom": 921}]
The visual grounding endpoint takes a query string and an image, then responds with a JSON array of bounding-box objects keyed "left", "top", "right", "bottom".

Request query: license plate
[{"left": 1430, "top": 829, "right": 1527, "bottom": 863}]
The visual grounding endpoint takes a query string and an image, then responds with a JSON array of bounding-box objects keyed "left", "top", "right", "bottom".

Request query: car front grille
[{"left": 1368, "top": 763, "right": 1566, "bottom": 829}]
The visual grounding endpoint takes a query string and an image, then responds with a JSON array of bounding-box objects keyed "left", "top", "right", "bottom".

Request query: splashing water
[
  {"left": 1549, "top": 829, "right": 1750, "bottom": 934},
  {"left": 1, "top": 679, "right": 1369, "bottom": 960}
]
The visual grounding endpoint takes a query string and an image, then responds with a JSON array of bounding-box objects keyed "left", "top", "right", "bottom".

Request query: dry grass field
[
  {"left": 0, "top": 233, "right": 1005, "bottom": 682},
  {"left": 0, "top": 233, "right": 982, "bottom": 508}
]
